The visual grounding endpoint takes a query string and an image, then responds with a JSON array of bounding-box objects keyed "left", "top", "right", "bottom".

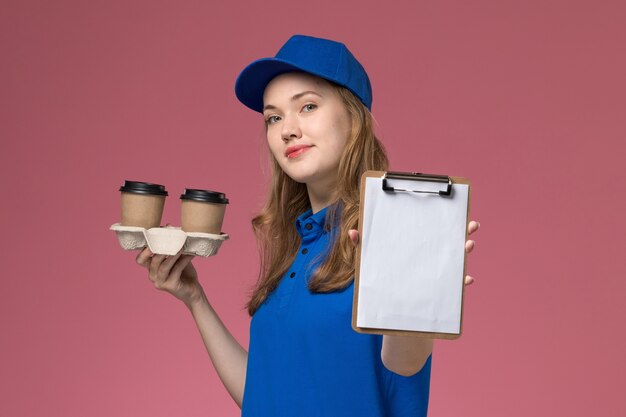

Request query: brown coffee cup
[
  {"left": 119, "top": 181, "right": 168, "bottom": 229},
  {"left": 180, "top": 189, "right": 229, "bottom": 234}
]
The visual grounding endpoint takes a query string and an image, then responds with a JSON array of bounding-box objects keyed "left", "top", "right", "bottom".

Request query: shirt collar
[{"left": 295, "top": 206, "right": 329, "bottom": 239}]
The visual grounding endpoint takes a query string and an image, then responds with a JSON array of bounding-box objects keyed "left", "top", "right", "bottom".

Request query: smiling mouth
[{"left": 286, "top": 146, "right": 312, "bottom": 158}]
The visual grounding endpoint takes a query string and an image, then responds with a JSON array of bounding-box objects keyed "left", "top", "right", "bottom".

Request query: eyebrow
[{"left": 263, "top": 91, "right": 323, "bottom": 112}]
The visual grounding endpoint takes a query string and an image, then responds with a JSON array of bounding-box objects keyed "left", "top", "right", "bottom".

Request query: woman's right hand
[{"left": 135, "top": 247, "right": 204, "bottom": 307}]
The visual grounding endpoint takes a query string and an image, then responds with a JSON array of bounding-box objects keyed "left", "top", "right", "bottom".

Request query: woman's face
[{"left": 262, "top": 72, "right": 352, "bottom": 189}]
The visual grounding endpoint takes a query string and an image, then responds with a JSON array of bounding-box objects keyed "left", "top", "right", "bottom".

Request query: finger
[
  {"left": 150, "top": 254, "right": 182, "bottom": 290},
  {"left": 468, "top": 221, "right": 480, "bottom": 235},
  {"left": 171, "top": 255, "right": 194, "bottom": 279},
  {"left": 148, "top": 254, "right": 169, "bottom": 282},
  {"left": 465, "top": 240, "right": 475, "bottom": 253},
  {"left": 464, "top": 275, "right": 475, "bottom": 286},
  {"left": 136, "top": 247, "right": 154, "bottom": 267},
  {"left": 156, "top": 252, "right": 183, "bottom": 283},
  {"left": 348, "top": 229, "right": 359, "bottom": 246}
]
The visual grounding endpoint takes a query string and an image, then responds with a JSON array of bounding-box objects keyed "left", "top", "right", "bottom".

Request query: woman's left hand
[{"left": 348, "top": 220, "right": 481, "bottom": 286}]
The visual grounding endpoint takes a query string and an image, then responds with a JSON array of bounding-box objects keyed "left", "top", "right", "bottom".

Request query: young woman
[{"left": 135, "top": 34, "right": 480, "bottom": 416}]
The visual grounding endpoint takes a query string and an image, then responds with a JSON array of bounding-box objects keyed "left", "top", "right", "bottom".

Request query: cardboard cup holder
[{"left": 110, "top": 223, "right": 229, "bottom": 257}]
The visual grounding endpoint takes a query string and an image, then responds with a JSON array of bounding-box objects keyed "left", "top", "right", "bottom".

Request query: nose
[{"left": 281, "top": 114, "right": 302, "bottom": 142}]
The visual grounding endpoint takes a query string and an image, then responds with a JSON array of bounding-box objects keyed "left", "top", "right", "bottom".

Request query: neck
[{"left": 306, "top": 179, "right": 338, "bottom": 213}]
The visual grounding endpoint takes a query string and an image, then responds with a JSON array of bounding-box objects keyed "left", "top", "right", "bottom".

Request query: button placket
[
  {"left": 278, "top": 245, "right": 305, "bottom": 311},
  {"left": 278, "top": 238, "right": 317, "bottom": 311},
  {"left": 276, "top": 209, "right": 327, "bottom": 315}
]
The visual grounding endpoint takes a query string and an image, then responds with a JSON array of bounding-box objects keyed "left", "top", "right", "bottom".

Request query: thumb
[{"left": 348, "top": 229, "right": 359, "bottom": 246}]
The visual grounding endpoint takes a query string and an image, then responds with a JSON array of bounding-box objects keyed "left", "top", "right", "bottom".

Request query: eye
[
  {"left": 265, "top": 115, "right": 281, "bottom": 125},
  {"left": 302, "top": 103, "right": 317, "bottom": 112}
]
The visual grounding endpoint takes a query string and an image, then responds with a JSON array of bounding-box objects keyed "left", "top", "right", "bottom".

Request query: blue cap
[{"left": 235, "top": 35, "right": 372, "bottom": 113}]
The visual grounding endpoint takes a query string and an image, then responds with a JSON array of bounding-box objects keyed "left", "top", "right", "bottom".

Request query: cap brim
[{"left": 234, "top": 58, "right": 315, "bottom": 113}]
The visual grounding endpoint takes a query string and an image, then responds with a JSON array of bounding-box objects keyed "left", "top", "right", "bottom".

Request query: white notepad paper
[{"left": 356, "top": 176, "right": 469, "bottom": 334}]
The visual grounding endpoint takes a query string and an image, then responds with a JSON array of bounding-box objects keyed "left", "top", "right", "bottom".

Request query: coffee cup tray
[{"left": 110, "top": 223, "right": 229, "bottom": 257}]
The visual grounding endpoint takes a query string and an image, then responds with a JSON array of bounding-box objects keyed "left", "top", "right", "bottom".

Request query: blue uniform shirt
[{"left": 241, "top": 206, "right": 431, "bottom": 417}]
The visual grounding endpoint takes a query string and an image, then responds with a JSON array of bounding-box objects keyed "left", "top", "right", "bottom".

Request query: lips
[{"left": 285, "top": 145, "right": 313, "bottom": 159}]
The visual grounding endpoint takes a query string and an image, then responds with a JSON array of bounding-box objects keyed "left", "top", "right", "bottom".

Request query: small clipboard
[{"left": 352, "top": 171, "right": 471, "bottom": 339}]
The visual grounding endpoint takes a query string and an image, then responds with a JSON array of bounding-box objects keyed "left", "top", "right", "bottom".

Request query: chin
[
  {"left": 279, "top": 161, "right": 335, "bottom": 187},
  {"left": 285, "top": 173, "right": 314, "bottom": 184},
  {"left": 280, "top": 166, "right": 319, "bottom": 184}
]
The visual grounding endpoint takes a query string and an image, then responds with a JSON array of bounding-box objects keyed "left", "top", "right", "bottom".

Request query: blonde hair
[{"left": 246, "top": 82, "right": 388, "bottom": 316}]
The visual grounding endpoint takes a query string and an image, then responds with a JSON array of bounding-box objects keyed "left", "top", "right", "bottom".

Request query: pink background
[{"left": 1, "top": 0, "right": 624, "bottom": 416}]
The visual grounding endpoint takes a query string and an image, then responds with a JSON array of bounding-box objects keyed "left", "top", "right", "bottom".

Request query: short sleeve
[{"left": 383, "top": 354, "right": 432, "bottom": 417}]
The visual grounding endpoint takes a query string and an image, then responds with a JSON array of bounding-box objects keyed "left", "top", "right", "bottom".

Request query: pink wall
[{"left": 1, "top": 0, "right": 624, "bottom": 416}]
